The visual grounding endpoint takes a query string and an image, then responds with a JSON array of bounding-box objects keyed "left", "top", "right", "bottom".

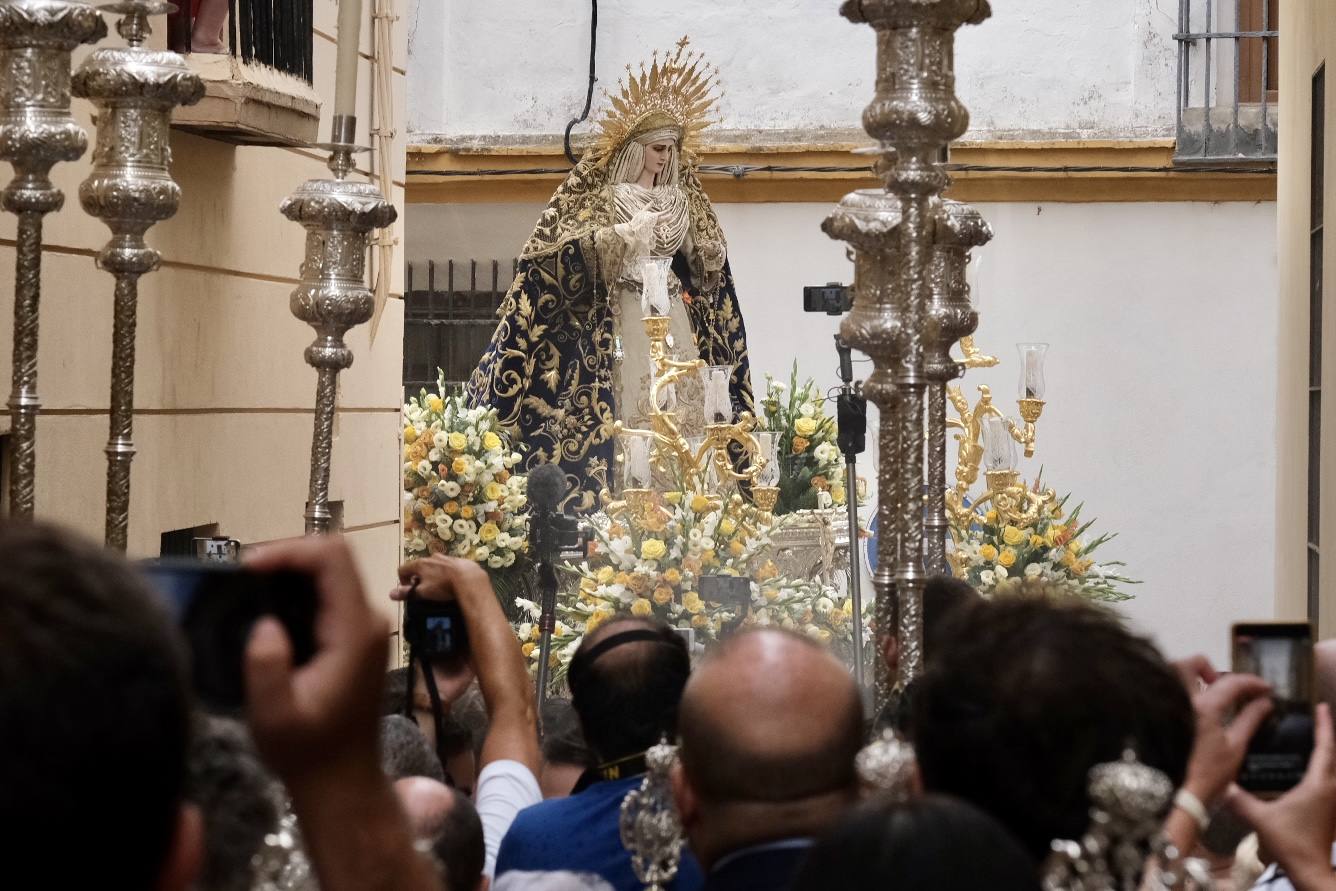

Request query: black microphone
[
  {"left": 528, "top": 463, "right": 567, "bottom": 518},
  {"left": 835, "top": 334, "right": 854, "bottom": 385}
]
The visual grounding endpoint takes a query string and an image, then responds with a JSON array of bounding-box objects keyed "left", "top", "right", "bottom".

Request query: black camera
[
  {"left": 803, "top": 282, "right": 853, "bottom": 316},
  {"left": 700, "top": 574, "right": 752, "bottom": 631},
  {"left": 404, "top": 597, "right": 469, "bottom": 661},
  {"left": 141, "top": 561, "right": 319, "bottom": 711},
  {"left": 535, "top": 514, "right": 593, "bottom": 561}
]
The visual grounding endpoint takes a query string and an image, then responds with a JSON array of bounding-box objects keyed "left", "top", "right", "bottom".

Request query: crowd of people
[{"left": 5, "top": 518, "right": 1336, "bottom": 891}]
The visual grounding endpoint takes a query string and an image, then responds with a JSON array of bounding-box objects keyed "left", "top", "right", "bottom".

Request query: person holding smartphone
[{"left": 393, "top": 555, "right": 544, "bottom": 880}]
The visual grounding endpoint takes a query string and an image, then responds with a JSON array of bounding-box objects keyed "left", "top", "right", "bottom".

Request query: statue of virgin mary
[{"left": 467, "top": 38, "right": 753, "bottom": 511}]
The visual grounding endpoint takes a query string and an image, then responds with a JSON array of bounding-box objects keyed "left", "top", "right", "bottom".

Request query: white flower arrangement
[{"left": 402, "top": 385, "right": 529, "bottom": 570}]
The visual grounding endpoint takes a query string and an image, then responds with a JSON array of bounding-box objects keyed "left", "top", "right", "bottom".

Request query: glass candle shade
[
  {"left": 1017, "top": 342, "right": 1049, "bottom": 400},
  {"left": 755, "top": 432, "right": 781, "bottom": 486},
  {"left": 981, "top": 415, "right": 1017, "bottom": 472},
  {"left": 966, "top": 251, "right": 984, "bottom": 310},
  {"left": 623, "top": 435, "right": 652, "bottom": 489},
  {"left": 640, "top": 257, "right": 673, "bottom": 317},
  {"left": 702, "top": 365, "right": 733, "bottom": 425}
]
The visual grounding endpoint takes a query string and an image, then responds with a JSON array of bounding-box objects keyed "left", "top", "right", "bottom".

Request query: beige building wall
[
  {"left": 1278, "top": 0, "right": 1336, "bottom": 633},
  {"left": 0, "top": 0, "right": 407, "bottom": 618}
]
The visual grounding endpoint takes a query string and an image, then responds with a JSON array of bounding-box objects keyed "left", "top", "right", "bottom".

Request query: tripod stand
[{"left": 835, "top": 335, "right": 869, "bottom": 689}]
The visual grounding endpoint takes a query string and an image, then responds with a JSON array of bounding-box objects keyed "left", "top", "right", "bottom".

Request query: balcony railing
[
  {"left": 169, "top": 0, "right": 314, "bottom": 85},
  {"left": 1174, "top": 0, "right": 1278, "bottom": 162}
]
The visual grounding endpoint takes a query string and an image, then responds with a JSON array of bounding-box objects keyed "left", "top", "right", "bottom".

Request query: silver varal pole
[
  {"left": 0, "top": 0, "right": 106, "bottom": 517},
  {"left": 835, "top": 0, "right": 990, "bottom": 699},
  {"left": 73, "top": 0, "right": 202, "bottom": 550},
  {"left": 844, "top": 447, "right": 865, "bottom": 687},
  {"left": 281, "top": 114, "right": 397, "bottom": 535}
]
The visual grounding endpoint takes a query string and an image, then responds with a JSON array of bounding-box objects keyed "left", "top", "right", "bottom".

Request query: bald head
[
  {"left": 393, "top": 777, "right": 484, "bottom": 891},
  {"left": 679, "top": 629, "right": 862, "bottom": 803}
]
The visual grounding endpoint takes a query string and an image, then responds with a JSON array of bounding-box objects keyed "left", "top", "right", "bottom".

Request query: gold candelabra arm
[{"left": 959, "top": 335, "right": 999, "bottom": 369}]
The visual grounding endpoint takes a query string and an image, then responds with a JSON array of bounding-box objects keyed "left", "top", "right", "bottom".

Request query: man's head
[
  {"left": 0, "top": 521, "right": 202, "bottom": 889},
  {"left": 567, "top": 616, "right": 690, "bottom": 764},
  {"left": 393, "top": 776, "right": 485, "bottom": 891},
  {"left": 381, "top": 714, "right": 446, "bottom": 782},
  {"left": 880, "top": 575, "right": 979, "bottom": 676},
  {"left": 187, "top": 716, "right": 281, "bottom": 891},
  {"left": 910, "top": 591, "right": 1194, "bottom": 859},
  {"left": 539, "top": 697, "right": 594, "bottom": 798},
  {"left": 672, "top": 629, "right": 863, "bottom": 869}
]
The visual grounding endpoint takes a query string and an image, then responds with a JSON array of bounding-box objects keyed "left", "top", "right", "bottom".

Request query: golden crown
[{"left": 592, "top": 36, "right": 720, "bottom": 166}]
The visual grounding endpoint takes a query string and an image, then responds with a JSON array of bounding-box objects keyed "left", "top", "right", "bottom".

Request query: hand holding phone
[{"left": 1233, "top": 622, "right": 1317, "bottom": 792}]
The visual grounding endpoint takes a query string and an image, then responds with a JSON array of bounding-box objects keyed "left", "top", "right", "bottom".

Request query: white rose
[
  {"left": 800, "top": 402, "right": 817, "bottom": 418},
  {"left": 442, "top": 481, "right": 462, "bottom": 497},
  {"left": 1024, "top": 563, "right": 1042, "bottom": 579},
  {"left": 433, "top": 431, "right": 449, "bottom": 450},
  {"left": 502, "top": 551, "right": 516, "bottom": 567},
  {"left": 488, "top": 555, "right": 504, "bottom": 568},
  {"left": 979, "top": 570, "right": 996, "bottom": 587},
  {"left": 474, "top": 546, "right": 490, "bottom": 561}
]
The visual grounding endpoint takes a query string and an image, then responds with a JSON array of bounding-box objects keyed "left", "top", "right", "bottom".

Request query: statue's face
[{"left": 643, "top": 142, "right": 673, "bottom": 178}]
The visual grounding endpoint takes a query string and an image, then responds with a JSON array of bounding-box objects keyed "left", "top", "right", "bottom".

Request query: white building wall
[
  {"left": 406, "top": 199, "right": 1278, "bottom": 664},
  {"left": 408, "top": 0, "right": 1178, "bottom": 141}
]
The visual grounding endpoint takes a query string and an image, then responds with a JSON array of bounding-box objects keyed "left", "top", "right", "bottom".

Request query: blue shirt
[{"left": 494, "top": 775, "right": 705, "bottom": 891}]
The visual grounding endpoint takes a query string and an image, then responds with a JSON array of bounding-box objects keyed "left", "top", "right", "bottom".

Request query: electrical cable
[{"left": 562, "top": 0, "right": 598, "bottom": 165}]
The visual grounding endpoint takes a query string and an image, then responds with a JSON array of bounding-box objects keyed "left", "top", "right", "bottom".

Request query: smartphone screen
[
  {"left": 1232, "top": 622, "right": 1315, "bottom": 792},
  {"left": 140, "top": 561, "right": 319, "bottom": 712},
  {"left": 404, "top": 598, "right": 469, "bottom": 660}
]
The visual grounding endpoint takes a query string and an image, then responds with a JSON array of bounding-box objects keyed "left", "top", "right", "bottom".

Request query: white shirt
[
  {"left": 476, "top": 759, "right": 543, "bottom": 879},
  {"left": 1250, "top": 843, "right": 1336, "bottom": 890}
]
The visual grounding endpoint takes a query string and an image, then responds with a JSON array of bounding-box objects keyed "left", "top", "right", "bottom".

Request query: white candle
[
  {"left": 333, "top": 0, "right": 362, "bottom": 120},
  {"left": 640, "top": 257, "right": 672, "bottom": 316}
]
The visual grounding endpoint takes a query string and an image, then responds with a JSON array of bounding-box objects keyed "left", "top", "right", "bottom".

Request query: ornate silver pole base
[
  {"left": 73, "top": 0, "right": 202, "bottom": 550},
  {"left": 0, "top": 0, "right": 107, "bottom": 517},
  {"left": 837, "top": 0, "right": 990, "bottom": 696},
  {"left": 281, "top": 113, "right": 397, "bottom": 536}
]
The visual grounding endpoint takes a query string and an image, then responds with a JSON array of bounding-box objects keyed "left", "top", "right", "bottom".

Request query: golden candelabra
[
  {"left": 945, "top": 340, "right": 1055, "bottom": 536},
  {"left": 600, "top": 305, "right": 779, "bottom": 524}
]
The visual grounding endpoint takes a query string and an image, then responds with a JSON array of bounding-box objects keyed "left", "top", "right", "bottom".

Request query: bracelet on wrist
[{"left": 1172, "top": 788, "right": 1211, "bottom": 833}]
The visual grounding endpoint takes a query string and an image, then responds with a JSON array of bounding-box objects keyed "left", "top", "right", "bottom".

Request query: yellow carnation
[
  {"left": 451, "top": 456, "right": 469, "bottom": 475},
  {"left": 631, "top": 598, "right": 653, "bottom": 617},
  {"left": 640, "top": 539, "right": 668, "bottom": 561},
  {"left": 482, "top": 431, "right": 502, "bottom": 451},
  {"left": 998, "top": 547, "right": 1018, "bottom": 568},
  {"left": 719, "top": 517, "right": 737, "bottom": 536},
  {"left": 404, "top": 425, "right": 418, "bottom": 443},
  {"left": 683, "top": 591, "right": 704, "bottom": 614},
  {"left": 690, "top": 494, "right": 710, "bottom": 513},
  {"left": 426, "top": 395, "right": 444, "bottom": 413},
  {"left": 728, "top": 540, "right": 745, "bottom": 557},
  {"left": 479, "top": 522, "right": 499, "bottom": 543},
  {"left": 1002, "top": 526, "right": 1025, "bottom": 547},
  {"left": 979, "top": 543, "right": 999, "bottom": 562},
  {"left": 795, "top": 417, "right": 819, "bottom": 437}
]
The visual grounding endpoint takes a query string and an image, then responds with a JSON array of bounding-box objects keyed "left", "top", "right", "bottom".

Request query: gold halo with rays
[{"left": 591, "top": 36, "right": 720, "bottom": 167}]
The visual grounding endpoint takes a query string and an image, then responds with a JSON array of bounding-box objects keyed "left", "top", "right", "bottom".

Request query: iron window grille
[
  {"left": 1174, "top": 0, "right": 1278, "bottom": 162},
  {"left": 403, "top": 259, "right": 519, "bottom": 401},
  {"left": 168, "top": 0, "right": 315, "bottom": 85}
]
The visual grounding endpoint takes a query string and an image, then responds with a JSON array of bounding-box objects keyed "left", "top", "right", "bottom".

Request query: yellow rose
[
  {"left": 663, "top": 568, "right": 682, "bottom": 586},
  {"left": 1002, "top": 526, "right": 1025, "bottom": 547},
  {"left": 652, "top": 586, "right": 673, "bottom": 605},
  {"left": 719, "top": 518, "right": 737, "bottom": 536},
  {"left": 631, "top": 598, "right": 653, "bottom": 617},
  {"left": 460, "top": 506, "right": 475, "bottom": 520},
  {"left": 404, "top": 425, "right": 418, "bottom": 444},
  {"left": 614, "top": 572, "right": 632, "bottom": 587},
  {"left": 640, "top": 539, "right": 667, "bottom": 561},
  {"left": 586, "top": 609, "right": 613, "bottom": 632},
  {"left": 998, "top": 547, "right": 1017, "bottom": 568},
  {"left": 692, "top": 613, "right": 711, "bottom": 630},
  {"left": 628, "top": 574, "right": 651, "bottom": 594},
  {"left": 447, "top": 431, "right": 467, "bottom": 451},
  {"left": 482, "top": 431, "right": 502, "bottom": 451},
  {"left": 521, "top": 642, "right": 536, "bottom": 658},
  {"left": 791, "top": 436, "right": 810, "bottom": 454},
  {"left": 683, "top": 591, "right": 704, "bottom": 614},
  {"left": 690, "top": 494, "right": 710, "bottom": 513},
  {"left": 979, "top": 543, "right": 999, "bottom": 562},
  {"left": 794, "top": 417, "right": 818, "bottom": 437},
  {"left": 1030, "top": 534, "right": 1046, "bottom": 548},
  {"left": 484, "top": 481, "right": 506, "bottom": 502},
  {"left": 426, "top": 396, "right": 444, "bottom": 414},
  {"left": 451, "top": 456, "right": 469, "bottom": 475},
  {"left": 596, "top": 566, "right": 615, "bottom": 584},
  {"left": 479, "top": 522, "right": 499, "bottom": 542}
]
